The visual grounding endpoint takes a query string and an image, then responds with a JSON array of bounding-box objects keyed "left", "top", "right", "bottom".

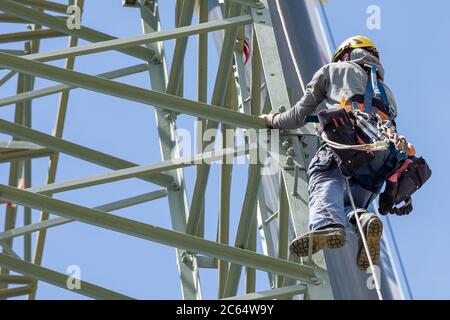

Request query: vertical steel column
[
  {"left": 223, "top": 164, "right": 261, "bottom": 297},
  {"left": 0, "top": 73, "right": 25, "bottom": 286},
  {"left": 245, "top": 211, "right": 257, "bottom": 293},
  {"left": 277, "top": 176, "right": 289, "bottom": 288},
  {"left": 217, "top": 70, "right": 238, "bottom": 298},
  {"left": 218, "top": 112, "right": 231, "bottom": 297},
  {"left": 0, "top": 19, "right": 42, "bottom": 278},
  {"left": 22, "top": 68, "right": 33, "bottom": 264},
  {"left": 166, "top": 0, "right": 195, "bottom": 95},
  {"left": 250, "top": 0, "right": 333, "bottom": 299},
  {"left": 140, "top": 0, "right": 202, "bottom": 300},
  {"left": 185, "top": 2, "right": 242, "bottom": 237},
  {"left": 28, "top": 0, "right": 85, "bottom": 300},
  {"left": 23, "top": 19, "right": 43, "bottom": 263},
  {"left": 196, "top": 0, "right": 209, "bottom": 239}
]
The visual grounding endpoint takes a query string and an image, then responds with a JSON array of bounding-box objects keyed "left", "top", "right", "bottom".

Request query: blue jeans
[{"left": 307, "top": 146, "right": 378, "bottom": 231}]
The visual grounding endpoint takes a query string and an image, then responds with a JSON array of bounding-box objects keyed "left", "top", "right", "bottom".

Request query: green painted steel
[
  {"left": 28, "top": 10, "right": 85, "bottom": 298},
  {"left": 277, "top": 177, "right": 289, "bottom": 288},
  {"left": 223, "top": 164, "right": 261, "bottom": 297},
  {"left": 0, "top": 141, "right": 45, "bottom": 150},
  {"left": 250, "top": 0, "right": 333, "bottom": 299},
  {"left": 0, "top": 190, "right": 168, "bottom": 242},
  {"left": 0, "top": 29, "right": 65, "bottom": 44},
  {"left": 140, "top": 0, "right": 202, "bottom": 299},
  {"left": 0, "top": 253, "right": 133, "bottom": 300},
  {"left": 0, "top": 184, "right": 317, "bottom": 284},
  {"left": 0, "top": 64, "right": 149, "bottom": 107},
  {"left": 166, "top": 0, "right": 196, "bottom": 95},
  {"left": 0, "top": 119, "right": 175, "bottom": 188},
  {"left": 186, "top": 2, "right": 243, "bottom": 238},
  {"left": 0, "top": 70, "right": 17, "bottom": 87},
  {"left": 0, "top": 285, "right": 34, "bottom": 299},
  {"left": 20, "top": 146, "right": 251, "bottom": 204},
  {"left": 0, "top": 148, "right": 52, "bottom": 163},
  {"left": 0, "top": 53, "right": 266, "bottom": 129},
  {"left": 0, "top": 0, "right": 155, "bottom": 61},
  {"left": 0, "top": 0, "right": 337, "bottom": 300},
  {"left": 1, "top": 15, "right": 252, "bottom": 64},
  {"left": 10, "top": 0, "right": 69, "bottom": 14},
  {"left": 223, "top": 283, "right": 307, "bottom": 300}
]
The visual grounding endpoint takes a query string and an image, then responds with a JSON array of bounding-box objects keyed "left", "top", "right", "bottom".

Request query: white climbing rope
[
  {"left": 320, "top": 132, "right": 389, "bottom": 152},
  {"left": 345, "top": 179, "right": 383, "bottom": 300}
]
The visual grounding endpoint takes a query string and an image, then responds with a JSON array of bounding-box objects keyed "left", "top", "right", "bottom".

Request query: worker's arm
[{"left": 262, "top": 65, "right": 329, "bottom": 129}]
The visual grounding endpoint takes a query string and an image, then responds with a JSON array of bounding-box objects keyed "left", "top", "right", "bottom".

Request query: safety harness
[
  {"left": 342, "top": 64, "right": 392, "bottom": 121},
  {"left": 314, "top": 64, "right": 431, "bottom": 215}
]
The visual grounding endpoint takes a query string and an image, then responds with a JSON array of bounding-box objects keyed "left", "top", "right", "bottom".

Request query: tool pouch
[
  {"left": 378, "top": 156, "right": 432, "bottom": 215},
  {"left": 317, "top": 108, "right": 374, "bottom": 176}
]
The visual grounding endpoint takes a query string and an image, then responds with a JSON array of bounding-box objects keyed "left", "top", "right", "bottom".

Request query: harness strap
[
  {"left": 364, "top": 69, "right": 374, "bottom": 115},
  {"left": 377, "top": 76, "right": 389, "bottom": 106},
  {"left": 363, "top": 65, "right": 391, "bottom": 120}
]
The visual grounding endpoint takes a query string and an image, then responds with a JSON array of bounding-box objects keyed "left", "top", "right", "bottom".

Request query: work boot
[
  {"left": 355, "top": 212, "right": 383, "bottom": 271},
  {"left": 289, "top": 225, "right": 346, "bottom": 257}
]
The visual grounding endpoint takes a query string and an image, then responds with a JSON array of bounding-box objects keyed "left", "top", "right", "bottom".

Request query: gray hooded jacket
[{"left": 272, "top": 49, "right": 398, "bottom": 129}]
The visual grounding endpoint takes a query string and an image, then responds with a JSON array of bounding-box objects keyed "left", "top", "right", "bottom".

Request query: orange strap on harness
[{"left": 339, "top": 96, "right": 390, "bottom": 121}]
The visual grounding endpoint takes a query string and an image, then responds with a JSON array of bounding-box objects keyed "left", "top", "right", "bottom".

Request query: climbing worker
[{"left": 260, "top": 36, "right": 415, "bottom": 271}]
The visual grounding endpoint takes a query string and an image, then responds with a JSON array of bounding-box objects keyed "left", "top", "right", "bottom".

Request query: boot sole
[
  {"left": 356, "top": 217, "right": 383, "bottom": 271},
  {"left": 289, "top": 230, "right": 346, "bottom": 257}
]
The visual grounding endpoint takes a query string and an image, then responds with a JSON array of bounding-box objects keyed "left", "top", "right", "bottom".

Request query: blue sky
[{"left": 0, "top": 0, "right": 448, "bottom": 299}]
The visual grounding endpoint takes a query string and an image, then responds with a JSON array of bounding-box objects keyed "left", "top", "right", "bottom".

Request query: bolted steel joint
[
  {"left": 310, "top": 277, "right": 321, "bottom": 285},
  {"left": 151, "top": 55, "right": 161, "bottom": 64},
  {"left": 285, "top": 155, "right": 294, "bottom": 166},
  {"left": 287, "top": 146, "right": 295, "bottom": 156},
  {"left": 164, "top": 112, "right": 173, "bottom": 121},
  {"left": 255, "top": 1, "right": 265, "bottom": 9},
  {"left": 169, "top": 180, "right": 180, "bottom": 191},
  {"left": 181, "top": 251, "right": 194, "bottom": 265}
]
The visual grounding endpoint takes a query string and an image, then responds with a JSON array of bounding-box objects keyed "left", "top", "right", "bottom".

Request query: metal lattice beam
[
  {"left": 0, "top": 0, "right": 340, "bottom": 300},
  {"left": 0, "top": 119, "right": 175, "bottom": 189},
  {"left": 0, "top": 53, "right": 266, "bottom": 129},
  {"left": 0, "top": 184, "right": 317, "bottom": 284},
  {"left": 0, "top": 0, "right": 155, "bottom": 61}
]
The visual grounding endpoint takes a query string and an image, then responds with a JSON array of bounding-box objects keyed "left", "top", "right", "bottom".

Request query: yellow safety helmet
[{"left": 332, "top": 35, "right": 378, "bottom": 63}]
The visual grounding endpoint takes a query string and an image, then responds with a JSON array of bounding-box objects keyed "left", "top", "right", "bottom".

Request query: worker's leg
[
  {"left": 289, "top": 147, "right": 347, "bottom": 257},
  {"left": 308, "top": 166, "right": 347, "bottom": 230},
  {"left": 344, "top": 183, "right": 377, "bottom": 222},
  {"left": 344, "top": 183, "right": 383, "bottom": 271}
]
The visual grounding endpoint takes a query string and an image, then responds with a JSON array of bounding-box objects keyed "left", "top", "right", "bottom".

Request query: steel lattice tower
[{"left": 0, "top": 0, "right": 406, "bottom": 300}]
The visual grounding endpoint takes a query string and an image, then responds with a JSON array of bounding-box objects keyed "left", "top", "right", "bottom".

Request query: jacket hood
[{"left": 349, "top": 48, "right": 385, "bottom": 79}]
